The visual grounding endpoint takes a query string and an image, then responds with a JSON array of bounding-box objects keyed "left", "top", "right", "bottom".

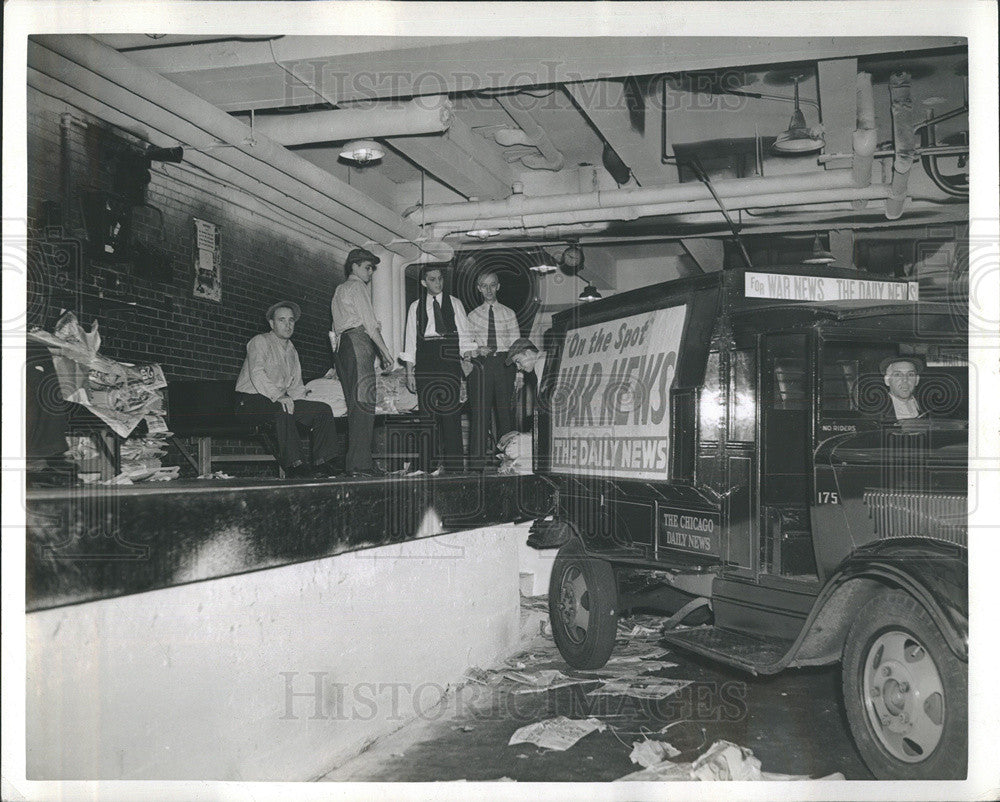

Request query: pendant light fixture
[
  {"left": 339, "top": 139, "right": 385, "bottom": 165},
  {"left": 772, "top": 77, "right": 824, "bottom": 155},
  {"left": 803, "top": 234, "right": 837, "bottom": 264}
]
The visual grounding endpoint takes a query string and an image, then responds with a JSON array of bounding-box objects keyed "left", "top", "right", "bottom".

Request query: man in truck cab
[{"left": 881, "top": 356, "right": 924, "bottom": 421}]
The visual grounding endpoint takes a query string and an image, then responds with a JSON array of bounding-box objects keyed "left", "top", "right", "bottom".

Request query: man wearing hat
[
  {"left": 880, "top": 355, "right": 925, "bottom": 421},
  {"left": 236, "top": 301, "right": 341, "bottom": 478},
  {"left": 330, "top": 248, "right": 395, "bottom": 477}
]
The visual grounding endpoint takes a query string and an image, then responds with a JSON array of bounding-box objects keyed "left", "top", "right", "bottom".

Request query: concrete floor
[{"left": 322, "top": 603, "right": 873, "bottom": 782}]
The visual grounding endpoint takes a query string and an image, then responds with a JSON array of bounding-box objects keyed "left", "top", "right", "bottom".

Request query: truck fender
[{"left": 789, "top": 540, "right": 968, "bottom": 668}]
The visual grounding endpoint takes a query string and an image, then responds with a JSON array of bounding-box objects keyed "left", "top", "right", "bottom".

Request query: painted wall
[
  {"left": 27, "top": 524, "right": 523, "bottom": 780},
  {"left": 27, "top": 89, "right": 343, "bottom": 383}
]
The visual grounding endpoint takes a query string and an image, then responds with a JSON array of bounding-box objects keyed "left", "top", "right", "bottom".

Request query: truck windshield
[{"left": 819, "top": 340, "right": 968, "bottom": 423}]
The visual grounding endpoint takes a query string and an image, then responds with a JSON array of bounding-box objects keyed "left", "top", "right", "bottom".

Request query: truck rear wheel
[
  {"left": 842, "top": 588, "right": 967, "bottom": 779},
  {"left": 548, "top": 539, "right": 619, "bottom": 669}
]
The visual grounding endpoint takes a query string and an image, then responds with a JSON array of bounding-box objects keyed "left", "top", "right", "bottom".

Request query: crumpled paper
[
  {"left": 630, "top": 738, "right": 681, "bottom": 767},
  {"left": 508, "top": 716, "right": 606, "bottom": 751},
  {"left": 616, "top": 739, "right": 846, "bottom": 782},
  {"left": 29, "top": 312, "right": 168, "bottom": 438}
]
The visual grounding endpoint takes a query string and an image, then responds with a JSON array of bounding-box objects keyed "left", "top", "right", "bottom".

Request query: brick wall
[{"left": 26, "top": 88, "right": 344, "bottom": 385}]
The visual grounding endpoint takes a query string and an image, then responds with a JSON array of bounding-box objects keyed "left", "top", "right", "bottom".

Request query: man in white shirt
[
  {"left": 881, "top": 356, "right": 924, "bottom": 421},
  {"left": 236, "top": 301, "right": 340, "bottom": 478},
  {"left": 401, "top": 265, "right": 474, "bottom": 472},
  {"left": 466, "top": 271, "right": 520, "bottom": 470}
]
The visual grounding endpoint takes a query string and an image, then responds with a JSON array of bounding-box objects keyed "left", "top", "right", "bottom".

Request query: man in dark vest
[{"left": 401, "top": 265, "right": 474, "bottom": 473}]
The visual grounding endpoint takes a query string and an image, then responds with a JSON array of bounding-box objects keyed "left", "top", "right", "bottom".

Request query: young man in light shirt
[
  {"left": 236, "top": 301, "right": 341, "bottom": 478},
  {"left": 465, "top": 271, "right": 520, "bottom": 470},
  {"left": 401, "top": 265, "right": 474, "bottom": 473},
  {"left": 330, "top": 248, "right": 395, "bottom": 477}
]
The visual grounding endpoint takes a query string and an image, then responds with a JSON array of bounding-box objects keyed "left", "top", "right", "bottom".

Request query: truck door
[
  {"left": 759, "top": 332, "right": 817, "bottom": 579},
  {"left": 698, "top": 345, "right": 757, "bottom": 572}
]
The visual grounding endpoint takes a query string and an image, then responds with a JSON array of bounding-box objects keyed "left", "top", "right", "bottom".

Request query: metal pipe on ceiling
[
  {"left": 430, "top": 185, "right": 893, "bottom": 233},
  {"left": 411, "top": 170, "right": 864, "bottom": 226},
  {"left": 245, "top": 97, "right": 453, "bottom": 146},
  {"left": 852, "top": 71, "right": 877, "bottom": 210},
  {"left": 885, "top": 71, "right": 917, "bottom": 220},
  {"left": 30, "top": 35, "right": 446, "bottom": 260}
]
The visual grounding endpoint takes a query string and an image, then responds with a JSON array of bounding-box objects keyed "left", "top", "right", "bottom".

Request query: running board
[{"left": 660, "top": 625, "right": 794, "bottom": 676}]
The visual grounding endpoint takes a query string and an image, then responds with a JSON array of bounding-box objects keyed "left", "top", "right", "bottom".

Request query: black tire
[
  {"left": 842, "top": 588, "right": 967, "bottom": 779},
  {"left": 548, "top": 539, "right": 619, "bottom": 669}
]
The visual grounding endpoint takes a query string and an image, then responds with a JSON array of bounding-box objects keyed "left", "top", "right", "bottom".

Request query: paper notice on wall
[
  {"left": 193, "top": 218, "right": 221, "bottom": 302},
  {"left": 194, "top": 218, "right": 217, "bottom": 251}
]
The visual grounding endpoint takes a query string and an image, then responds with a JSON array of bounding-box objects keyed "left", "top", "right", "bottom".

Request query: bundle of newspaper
[{"left": 28, "top": 311, "right": 169, "bottom": 439}]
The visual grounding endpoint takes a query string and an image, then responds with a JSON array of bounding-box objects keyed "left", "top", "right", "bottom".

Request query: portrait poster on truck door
[{"left": 550, "top": 305, "right": 687, "bottom": 480}]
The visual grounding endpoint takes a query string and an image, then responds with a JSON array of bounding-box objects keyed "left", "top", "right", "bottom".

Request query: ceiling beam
[
  {"left": 817, "top": 58, "right": 859, "bottom": 169},
  {"left": 387, "top": 133, "right": 511, "bottom": 201},
  {"left": 680, "top": 238, "right": 725, "bottom": 273},
  {"left": 137, "top": 37, "right": 965, "bottom": 112},
  {"left": 565, "top": 80, "right": 668, "bottom": 186},
  {"left": 441, "top": 117, "right": 515, "bottom": 189}
]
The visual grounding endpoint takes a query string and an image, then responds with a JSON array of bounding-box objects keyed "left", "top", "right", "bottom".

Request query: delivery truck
[{"left": 530, "top": 264, "right": 968, "bottom": 779}]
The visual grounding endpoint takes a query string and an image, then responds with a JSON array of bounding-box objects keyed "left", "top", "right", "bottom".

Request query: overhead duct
[
  {"left": 29, "top": 35, "right": 450, "bottom": 261},
  {"left": 496, "top": 95, "right": 565, "bottom": 171},
  {"left": 885, "top": 71, "right": 917, "bottom": 220},
  {"left": 411, "top": 169, "right": 870, "bottom": 226},
  {"left": 851, "top": 71, "right": 877, "bottom": 210},
  {"left": 245, "top": 97, "right": 453, "bottom": 147},
  {"left": 428, "top": 184, "right": 893, "bottom": 233}
]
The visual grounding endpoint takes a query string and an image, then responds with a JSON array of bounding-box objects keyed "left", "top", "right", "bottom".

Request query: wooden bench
[{"left": 167, "top": 380, "right": 439, "bottom": 475}]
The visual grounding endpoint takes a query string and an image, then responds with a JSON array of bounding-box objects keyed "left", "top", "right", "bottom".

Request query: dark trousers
[
  {"left": 415, "top": 338, "right": 464, "bottom": 471},
  {"left": 468, "top": 354, "right": 516, "bottom": 468},
  {"left": 334, "top": 328, "right": 378, "bottom": 472},
  {"left": 26, "top": 344, "right": 71, "bottom": 461},
  {"left": 236, "top": 393, "right": 339, "bottom": 468}
]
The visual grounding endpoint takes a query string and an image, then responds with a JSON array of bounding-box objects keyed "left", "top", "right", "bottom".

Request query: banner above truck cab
[
  {"left": 550, "top": 304, "right": 687, "bottom": 480},
  {"left": 744, "top": 271, "right": 919, "bottom": 303}
]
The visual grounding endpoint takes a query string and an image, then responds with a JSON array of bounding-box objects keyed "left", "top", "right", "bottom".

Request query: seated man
[
  {"left": 236, "top": 301, "right": 341, "bottom": 478},
  {"left": 880, "top": 356, "right": 924, "bottom": 421}
]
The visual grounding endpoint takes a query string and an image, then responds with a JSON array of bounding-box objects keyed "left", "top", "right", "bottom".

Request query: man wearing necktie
[
  {"left": 465, "top": 271, "right": 521, "bottom": 470},
  {"left": 401, "top": 265, "right": 474, "bottom": 472}
]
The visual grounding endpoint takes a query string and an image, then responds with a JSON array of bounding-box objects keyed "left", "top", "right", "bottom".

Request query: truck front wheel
[
  {"left": 842, "top": 588, "right": 967, "bottom": 779},
  {"left": 548, "top": 539, "right": 619, "bottom": 669}
]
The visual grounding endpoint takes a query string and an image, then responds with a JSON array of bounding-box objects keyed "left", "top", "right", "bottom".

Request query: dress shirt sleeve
[
  {"left": 399, "top": 301, "right": 418, "bottom": 364},
  {"left": 287, "top": 348, "right": 307, "bottom": 400},
  {"left": 497, "top": 306, "right": 521, "bottom": 348},
  {"left": 466, "top": 305, "right": 484, "bottom": 349},
  {"left": 452, "top": 297, "right": 475, "bottom": 355},
  {"left": 246, "top": 336, "right": 283, "bottom": 402}
]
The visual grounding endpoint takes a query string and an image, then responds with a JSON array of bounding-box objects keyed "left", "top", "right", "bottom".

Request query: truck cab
[{"left": 532, "top": 265, "right": 968, "bottom": 779}]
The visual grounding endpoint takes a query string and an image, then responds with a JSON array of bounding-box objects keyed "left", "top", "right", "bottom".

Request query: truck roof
[{"left": 552, "top": 266, "right": 965, "bottom": 339}]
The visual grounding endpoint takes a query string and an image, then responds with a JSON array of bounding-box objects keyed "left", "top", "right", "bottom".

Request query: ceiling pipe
[
  {"left": 29, "top": 35, "right": 445, "bottom": 260},
  {"left": 412, "top": 169, "right": 865, "bottom": 226},
  {"left": 885, "top": 71, "right": 916, "bottom": 220},
  {"left": 496, "top": 95, "right": 565, "bottom": 171},
  {"left": 245, "top": 97, "right": 453, "bottom": 147},
  {"left": 429, "top": 184, "right": 892, "bottom": 233},
  {"left": 851, "top": 71, "right": 876, "bottom": 210}
]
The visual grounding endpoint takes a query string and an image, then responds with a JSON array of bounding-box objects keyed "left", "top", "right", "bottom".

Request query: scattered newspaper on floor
[
  {"left": 630, "top": 738, "right": 682, "bottom": 767},
  {"left": 508, "top": 716, "right": 606, "bottom": 751},
  {"left": 616, "top": 739, "right": 845, "bottom": 782},
  {"left": 505, "top": 668, "right": 596, "bottom": 694},
  {"left": 587, "top": 676, "right": 691, "bottom": 700}
]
